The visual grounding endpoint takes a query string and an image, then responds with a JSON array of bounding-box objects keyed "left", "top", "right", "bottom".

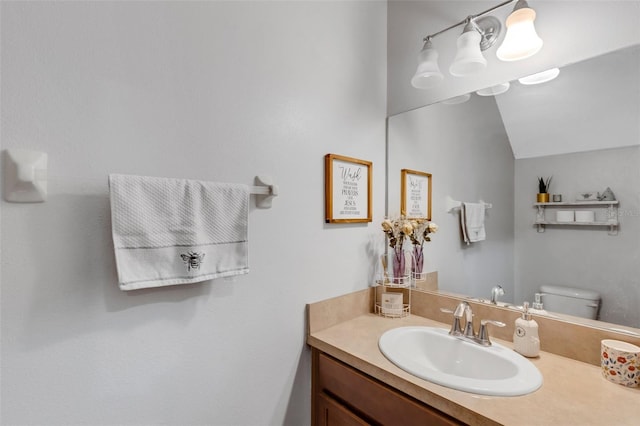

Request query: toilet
[{"left": 539, "top": 285, "right": 601, "bottom": 320}]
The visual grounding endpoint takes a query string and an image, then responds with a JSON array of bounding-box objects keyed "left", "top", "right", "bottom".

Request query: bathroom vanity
[
  {"left": 314, "top": 350, "right": 461, "bottom": 425},
  {"left": 307, "top": 289, "right": 640, "bottom": 425}
]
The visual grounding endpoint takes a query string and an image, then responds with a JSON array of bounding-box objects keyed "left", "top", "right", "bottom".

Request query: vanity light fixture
[
  {"left": 411, "top": 38, "right": 444, "bottom": 89},
  {"left": 411, "top": 0, "right": 544, "bottom": 89},
  {"left": 476, "top": 82, "right": 511, "bottom": 96},
  {"left": 449, "top": 19, "right": 488, "bottom": 77},
  {"left": 441, "top": 93, "right": 472, "bottom": 105},
  {"left": 496, "top": 0, "right": 543, "bottom": 61},
  {"left": 518, "top": 67, "right": 560, "bottom": 85}
]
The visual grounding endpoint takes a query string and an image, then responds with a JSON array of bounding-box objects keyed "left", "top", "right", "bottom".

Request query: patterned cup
[{"left": 601, "top": 339, "right": 640, "bottom": 387}]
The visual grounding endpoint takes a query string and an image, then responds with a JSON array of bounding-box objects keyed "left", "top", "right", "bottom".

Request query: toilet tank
[{"left": 540, "top": 285, "right": 601, "bottom": 320}]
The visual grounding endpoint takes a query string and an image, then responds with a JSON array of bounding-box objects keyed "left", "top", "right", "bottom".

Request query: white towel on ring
[{"left": 109, "top": 174, "right": 249, "bottom": 291}]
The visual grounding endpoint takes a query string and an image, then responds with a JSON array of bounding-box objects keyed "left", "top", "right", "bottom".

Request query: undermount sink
[{"left": 378, "top": 326, "right": 543, "bottom": 396}]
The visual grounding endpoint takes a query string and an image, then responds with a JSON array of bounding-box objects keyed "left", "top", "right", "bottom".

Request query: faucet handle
[
  {"left": 439, "top": 307, "right": 463, "bottom": 335},
  {"left": 477, "top": 319, "right": 506, "bottom": 346}
]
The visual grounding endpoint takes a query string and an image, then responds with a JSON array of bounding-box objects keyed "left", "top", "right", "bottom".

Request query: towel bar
[
  {"left": 252, "top": 175, "right": 278, "bottom": 209},
  {"left": 3, "top": 148, "right": 279, "bottom": 209},
  {"left": 446, "top": 195, "right": 492, "bottom": 213}
]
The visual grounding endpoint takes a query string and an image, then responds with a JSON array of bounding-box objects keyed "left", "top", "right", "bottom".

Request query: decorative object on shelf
[
  {"left": 552, "top": 194, "right": 562, "bottom": 202},
  {"left": 392, "top": 247, "right": 406, "bottom": 283},
  {"left": 377, "top": 216, "right": 439, "bottom": 317},
  {"left": 598, "top": 187, "right": 616, "bottom": 201},
  {"left": 324, "top": 153, "right": 372, "bottom": 223},
  {"left": 382, "top": 216, "right": 439, "bottom": 283},
  {"left": 534, "top": 200, "right": 619, "bottom": 235},
  {"left": 381, "top": 292, "right": 404, "bottom": 316},
  {"left": 411, "top": 0, "right": 543, "bottom": 89},
  {"left": 555, "top": 210, "right": 574, "bottom": 223},
  {"left": 575, "top": 210, "right": 595, "bottom": 223},
  {"left": 381, "top": 216, "right": 413, "bottom": 284},
  {"left": 576, "top": 190, "right": 599, "bottom": 201},
  {"left": 373, "top": 282, "right": 411, "bottom": 318},
  {"left": 374, "top": 249, "right": 412, "bottom": 318},
  {"left": 401, "top": 169, "right": 432, "bottom": 220},
  {"left": 536, "top": 193, "right": 549, "bottom": 203},
  {"left": 536, "top": 176, "right": 552, "bottom": 202},
  {"left": 380, "top": 255, "right": 390, "bottom": 283},
  {"left": 408, "top": 219, "right": 439, "bottom": 278}
]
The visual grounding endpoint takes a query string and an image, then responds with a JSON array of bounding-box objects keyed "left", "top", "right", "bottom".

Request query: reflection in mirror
[{"left": 387, "top": 45, "right": 640, "bottom": 331}]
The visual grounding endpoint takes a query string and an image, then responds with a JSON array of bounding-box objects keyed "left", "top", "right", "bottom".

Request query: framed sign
[
  {"left": 325, "top": 153, "right": 372, "bottom": 223},
  {"left": 401, "top": 169, "right": 432, "bottom": 220}
]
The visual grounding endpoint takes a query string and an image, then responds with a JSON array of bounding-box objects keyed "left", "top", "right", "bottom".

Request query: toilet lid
[{"left": 540, "top": 285, "right": 601, "bottom": 301}]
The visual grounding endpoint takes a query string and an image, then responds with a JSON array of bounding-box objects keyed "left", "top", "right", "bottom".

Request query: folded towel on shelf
[
  {"left": 461, "top": 202, "right": 486, "bottom": 245},
  {"left": 109, "top": 174, "right": 249, "bottom": 291}
]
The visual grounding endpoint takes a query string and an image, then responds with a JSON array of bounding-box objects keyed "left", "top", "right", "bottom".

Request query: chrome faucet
[
  {"left": 453, "top": 301, "right": 475, "bottom": 338},
  {"left": 490, "top": 285, "right": 505, "bottom": 304},
  {"left": 441, "top": 301, "right": 506, "bottom": 346}
]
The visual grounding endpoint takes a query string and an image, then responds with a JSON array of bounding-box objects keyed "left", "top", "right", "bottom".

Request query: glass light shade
[
  {"left": 411, "top": 41, "right": 444, "bottom": 89},
  {"left": 441, "top": 93, "right": 471, "bottom": 105},
  {"left": 449, "top": 30, "right": 487, "bottom": 77},
  {"left": 518, "top": 68, "right": 560, "bottom": 85},
  {"left": 476, "top": 82, "right": 511, "bottom": 96},
  {"left": 496, "top": 7, "right": 543, "bottom": 61}
]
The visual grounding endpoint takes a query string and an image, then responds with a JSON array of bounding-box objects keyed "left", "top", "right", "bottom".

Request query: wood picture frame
[
  {"left": 401, "top": 169, "right": 432, "bottom": 220},
  {"left": 325, "top": 153, "right": 372, "bottom": 223}
]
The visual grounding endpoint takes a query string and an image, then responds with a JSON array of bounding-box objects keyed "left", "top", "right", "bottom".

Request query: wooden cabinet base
[{"left": 312, "top": 349, "right": 464, "bottom": 426}]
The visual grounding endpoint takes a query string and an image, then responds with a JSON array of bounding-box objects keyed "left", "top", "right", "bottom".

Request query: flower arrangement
[
  {"left": 381, "top": 216, "right": 438, "bottom": 281},
  {"left": 381, "top": 216, "right": 413, "bottom": 249},
  {"left": 408, "top": 218, "right": 439, "bottom": 246},
  {"left": 407, "top": 219, "right": 438, "bottom": 278}
]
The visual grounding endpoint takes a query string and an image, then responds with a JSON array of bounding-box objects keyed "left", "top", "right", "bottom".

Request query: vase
[
  {"left": 392, "top": 247, "right": 406, "bottom": 284},
  {"left": 537, "top": 193, "right": 550, "bottom": 203},
  {"left": 412, "top": 245, "right": 424, "bottom": 278}
]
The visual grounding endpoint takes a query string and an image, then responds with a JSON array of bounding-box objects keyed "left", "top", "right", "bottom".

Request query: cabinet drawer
[{"left": 317, "top": 352, "right": 463, "bottom": 426}]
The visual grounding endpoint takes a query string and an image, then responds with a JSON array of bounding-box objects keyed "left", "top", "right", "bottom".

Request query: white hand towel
[
  {"left": 109, "top": 174, "right": 249, "bottom": 291},
  {"left": 461, "top": 202, "right": 486, "bottom": 244}
]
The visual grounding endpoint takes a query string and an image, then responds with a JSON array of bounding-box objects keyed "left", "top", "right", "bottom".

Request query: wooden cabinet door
[
  {"left": 316, "top": 393, "right": 370, "bottom": 426},
  {"left": 313, "top": 349, "right": 464, "bottom": 426}
]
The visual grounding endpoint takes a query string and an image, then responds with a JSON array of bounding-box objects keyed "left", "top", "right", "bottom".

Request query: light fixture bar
[{"left": 421, "top": 0, "right": 516, "bottom": 41}]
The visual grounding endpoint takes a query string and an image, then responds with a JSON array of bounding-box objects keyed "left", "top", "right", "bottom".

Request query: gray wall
[
  {"left": 1, "top": 2, "right": 387, "bottom": 424},
  {"left": 388, "top": 94, "right": 515, "bottom": 300},
  {"left": 514, "top": 146, "right": 640, "bottom": 327}
]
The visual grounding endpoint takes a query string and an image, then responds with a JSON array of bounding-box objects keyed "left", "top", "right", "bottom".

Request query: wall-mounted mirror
[{"left": 387, "top": 44, "right": 640, "bottom": 331}]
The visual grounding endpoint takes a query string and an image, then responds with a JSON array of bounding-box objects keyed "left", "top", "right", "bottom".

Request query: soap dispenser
[
  {"left": 513, "top": 302, "right": 540, "bottom": 357},
  {"left": 530, "top": 293, "right": 547, "bottom": 315}
]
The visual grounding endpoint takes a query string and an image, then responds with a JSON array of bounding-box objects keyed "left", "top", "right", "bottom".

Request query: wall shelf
[{"left": 534, "top": 200, "right": 619, "bottom": 235}]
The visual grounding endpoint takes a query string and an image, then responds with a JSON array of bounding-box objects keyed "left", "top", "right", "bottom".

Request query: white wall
[
  {"left": 496, "top": 45, "right": 640, "bottom": 159},
  {"left": 387, "top": 94, "right": 515, "bottom": 301},
  {"left": 514, "top": 147, "right": 640, "bottom": 328},
  {"left": 0, "top": 2, "right": 387, "bottom": 425}
]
